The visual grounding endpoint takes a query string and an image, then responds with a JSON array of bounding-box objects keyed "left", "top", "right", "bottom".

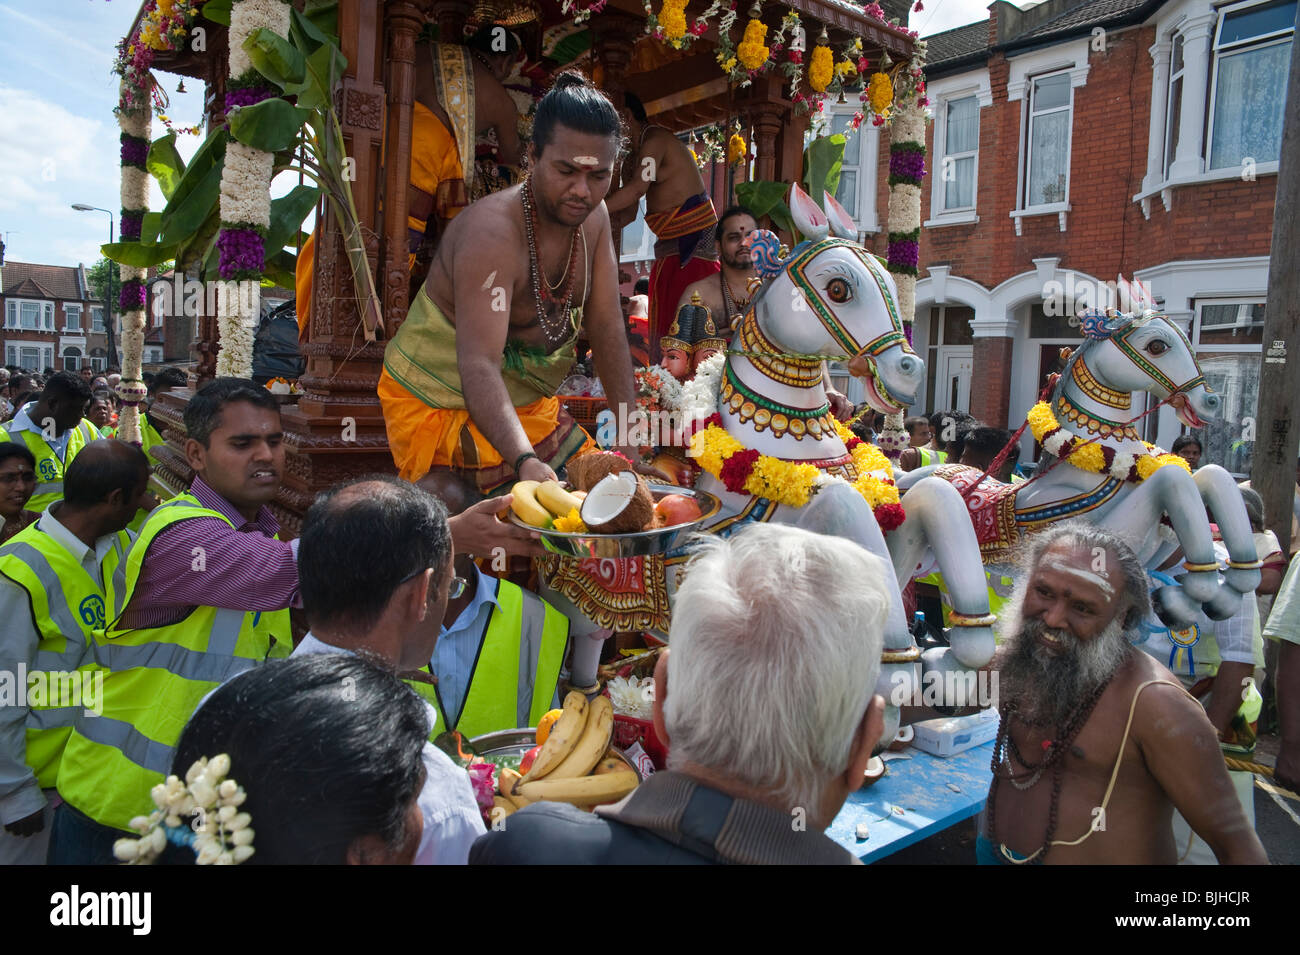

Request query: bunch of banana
[
  {"left": 509, "top": 480, "right": 585, "bottom": 529},
  {"left": 497, "top": 691, "right": 638, "bottom": 809}
]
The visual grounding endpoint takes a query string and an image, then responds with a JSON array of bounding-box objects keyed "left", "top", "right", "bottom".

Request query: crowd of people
[{"left": 2, "top": 69, "right": 1297, "bottom": 868}]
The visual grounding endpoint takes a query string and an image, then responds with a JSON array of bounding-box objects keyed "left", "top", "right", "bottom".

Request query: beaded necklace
[
  {"left": 986, "top": 672, "right": 1113, "bottom": 864},
  {"left": 720, "top": 269, "right": 750, "bottom": 329},
  {"left": 520, "top": 177, "right": 581, "bottom": 348}
]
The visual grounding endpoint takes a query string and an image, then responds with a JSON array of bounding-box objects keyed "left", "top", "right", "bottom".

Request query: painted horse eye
[
  {"left": 1146, "top": 339, "right": 1169, "bottom": 355},
  {"left": 826, "top": 278, "right": 852, "bottom": 304}
]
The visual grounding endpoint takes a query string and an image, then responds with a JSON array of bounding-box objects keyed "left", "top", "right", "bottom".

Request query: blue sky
[{"left": 0, "top": 0, "right": 1000, "bottom": 269}]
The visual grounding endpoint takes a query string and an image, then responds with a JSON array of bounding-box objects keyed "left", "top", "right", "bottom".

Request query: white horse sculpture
[
  {"left": 899, "top": 306, "right": 1261, "bottom": 627},
  {"left": 663, "top": 185, "right": 997, "bottom": 742}
]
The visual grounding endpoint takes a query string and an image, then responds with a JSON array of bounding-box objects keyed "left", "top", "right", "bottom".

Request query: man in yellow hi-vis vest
[
  {"left": 0, "top": 371, "right": 98, "bottom": 513},
  {"left": 49, "top": 379, "right": 300, "bottom": 864},
  {"left": 0, "top": 442, "right": 148, "bottom": 864}
]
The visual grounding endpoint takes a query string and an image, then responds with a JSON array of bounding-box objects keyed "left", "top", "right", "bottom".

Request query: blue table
[{"left": 827, "top": 741, "right": 994, "bottom": 862}]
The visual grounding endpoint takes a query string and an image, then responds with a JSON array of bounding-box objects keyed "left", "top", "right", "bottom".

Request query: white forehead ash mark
[{"left": 1041, "top": 555, "right": 1115, "bottom": 600}]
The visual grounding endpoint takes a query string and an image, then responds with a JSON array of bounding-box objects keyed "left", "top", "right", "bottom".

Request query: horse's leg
[
  {"left": 887, "top": 476, "right": 996, "bottom": 672},
  {"left": 1093, "top": 467, "right": 1218, "bottom": 624},
  {"left": 1196, "top": 464, "right": 1262, "bottom": 603}
]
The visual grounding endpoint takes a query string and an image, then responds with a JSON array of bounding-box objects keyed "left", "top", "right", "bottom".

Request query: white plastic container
[{"left": 909, "top": 708, "right": 999, "bottom": 758}]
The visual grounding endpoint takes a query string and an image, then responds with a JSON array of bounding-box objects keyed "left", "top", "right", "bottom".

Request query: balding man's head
[
  {"left": 299, "top": 476, "right": 452, "bottom": 637},
  {"left": 62, "top": 440, "right": 151, "bottom": 528}
]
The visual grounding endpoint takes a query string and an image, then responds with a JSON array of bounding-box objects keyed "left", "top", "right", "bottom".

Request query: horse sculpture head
[
  {"left": 1064, "top": 308, "right": 1222, "bottom": 427},
  {"left": 745, "top": 185, "right": 923, "bottom": 414}
]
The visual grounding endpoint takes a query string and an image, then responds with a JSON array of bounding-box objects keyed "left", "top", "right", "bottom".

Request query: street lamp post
[{"left": 71, "top": 204, "right": 118, "bottom": 373}]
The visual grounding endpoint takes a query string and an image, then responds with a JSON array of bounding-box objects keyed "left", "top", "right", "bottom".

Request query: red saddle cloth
[{"left": 933, "top": 464, "right": 1021, "bottom": 563}]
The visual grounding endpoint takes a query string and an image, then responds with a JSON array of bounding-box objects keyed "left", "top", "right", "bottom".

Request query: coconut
[
  {"left": 565, "top": 451, "right": 632, "bottom": 493},
  {"left": 862, "top": 755, "right": 887, "bottom": 788},
  {"left": 886, "top": 724, "right": 914, "bottom": 752},
  {"left": 580, "top": 471, "right": 656, "bottom": 533}
]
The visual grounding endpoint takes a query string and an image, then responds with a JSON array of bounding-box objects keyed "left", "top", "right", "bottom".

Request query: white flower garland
[
  {"left": 678, "top": 352, "right": 725, "bottom": 425},
  {"left": 117, "top": 78, "right": 151, "bottom": 445},
  {"left": 214, "top": 0, "right": 290, "bottom": 379}
]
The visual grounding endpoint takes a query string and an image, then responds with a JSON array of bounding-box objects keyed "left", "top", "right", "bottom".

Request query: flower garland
[
  {"left": 809, "top": 44, "right": 833, "bottom": 92},
  {"left": 114, "top": 0, "right": 207, "bottom": 133},
  {"left": 727, "top": 132, "right": 748, "bottom": 164},
  {"left": 115, "top": 81, "right": 153, "bottom": 446},
  {"left": 113, "top": 754, "right": 255, "bottom": 865},
  {"left": 736, "top": 17, "right": 769, "bottom": 72},
  {"left": 562, "top": 0, "right": 610, "bottom": 26},
  {"left": 1027, "top": 402, "right": 1192, "bottom": 483},
  {"left": 214, "top": 0, "right": 292, "bottom": 379}
]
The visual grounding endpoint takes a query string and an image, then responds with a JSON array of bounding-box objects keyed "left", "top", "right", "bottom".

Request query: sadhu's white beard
[{"left": 1000, "top": 616, "right": 1133, "bottom": 726}]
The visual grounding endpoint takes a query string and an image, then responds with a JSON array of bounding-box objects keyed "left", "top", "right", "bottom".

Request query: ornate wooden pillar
[
  {"left": 193, "top": 25, "right": 229, "bottom": 385},
  {"left": 380, "top": 0, "right": 424, "bottom": 337},
  {"left": 266, "top": 0, "right": 401, "bottom": 535},
  {"left": 752, "top": 105, "right": 784, "bottom": 185},
  {"left": 593, "top": 13, "right": 640, "bottom": 264}
]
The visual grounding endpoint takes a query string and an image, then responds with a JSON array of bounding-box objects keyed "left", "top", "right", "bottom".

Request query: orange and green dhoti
[
  {"left": 645, "top": 193, "right": 720, "bottom": 363},
  {"left": 379, "top": 287, "right": 595, "bottom": 493}
]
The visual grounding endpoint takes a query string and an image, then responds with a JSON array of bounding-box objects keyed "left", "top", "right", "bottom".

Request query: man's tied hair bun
[{"left": 551, "top": 69, "right": 590, "bottom": 91}]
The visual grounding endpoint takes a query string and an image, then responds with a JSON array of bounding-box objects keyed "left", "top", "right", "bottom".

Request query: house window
[
  {"left": 63, "top": 346, "right": 82, "bottom": 372},
  {"left": 1189, "top": 299, "right": 1266, "bottom": 476},
  {"left": 830, "top": 111, "right": 863, "bottom": 220},
  {"left": 1163, "top": 34, "right": 1185, "bottom": 178},
  {"left": 91, "top": 307, "right": 105, "bottom": 332},
  {"left": 1023, "top": 71, "right": 1072, "bottom": 207},
  {"left": 941, "top": 96, "right": 979, "bottom": 211},
  {"left": 1208, "top": 0, "right": 1296, "bottom": 170},
  {"left": 19, "top": 346, "right": 41, "bottom": 371},
  {"left": 65, "top": 305, "right": 82, "bottom": 331},
  {"left": 21, "top": 302, "right": 40, "bottom": 330}
]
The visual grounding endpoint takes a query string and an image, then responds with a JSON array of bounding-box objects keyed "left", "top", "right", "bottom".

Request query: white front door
[{"left": 938, "top": 347, "right": 973, "bottom": 412}]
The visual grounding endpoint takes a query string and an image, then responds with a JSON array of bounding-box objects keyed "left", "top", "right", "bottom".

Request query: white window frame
[
  {"left": 64, "top": 304, "right": 82, "bottom": 332},
  {"left": 1206, "top": 0, "right": 1296, "bottom": 171},
  {"left": 4, "top": 344, "right": 15, "bottom": 367},
  {"left": 619, "top": 196, "right": 655, "bottom": 264},
  {"left": 91, "top": 306, "right": 105, "bottom": 332},
  {"left": 818, "top": 104, "right": 880, "bottom": 234},
  {"left": 8, "top": 299, "right": 51, "bottom": 331},
  {"left": 62, "top": 345, "right": 83, "bottom": 371},
  {"left": 925, "top": 70, "right": 993, "bottom": 228},
  {"left": 1189, "top": 296, "right": 1267, "bottom": 477},
  {"left": 12, "top": 343, "right": 54, "bottom": 371},
  {"left": 1163, "top": 32, "right": 1186, "bottom": 180},
  {"left": 91, "top": 355, "right": 107, "bottom": 372},
  {"left": 1020, "top": 69, "right": 1074, "bottom": 212}
]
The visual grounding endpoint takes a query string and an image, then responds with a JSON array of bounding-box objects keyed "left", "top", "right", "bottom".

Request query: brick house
[
  {"left": 843, "top": 0, "right": 1290, "bottom": 477},
  {"left": 1, "top": 261, "right": 113, "bottom": 374}
]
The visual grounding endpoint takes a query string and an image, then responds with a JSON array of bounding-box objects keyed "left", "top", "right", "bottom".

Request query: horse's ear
[
  {"left": 788, "top": 183, "right": 830, "bottom": 241},
  {"left": 823, "top": 191, "right": 857, "bottom": 239}
]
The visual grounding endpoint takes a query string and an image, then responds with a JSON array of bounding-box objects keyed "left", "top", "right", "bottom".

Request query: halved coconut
[
  {"left": 886, "top": 724, "right": 914, "bottom": 752},
  {"left": 862, "top": 756, "right": 887, "bottom": 788},
  {"left": 581, "top": 471, "right": 656, "bottom": 534},
  {"left": 565, "top": 451, "right": 632, "bottom": 493}
]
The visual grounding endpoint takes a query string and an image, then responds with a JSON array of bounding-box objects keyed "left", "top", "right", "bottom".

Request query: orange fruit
[{"left": 536, "top": 709, "right": 564, "bottom": 745}]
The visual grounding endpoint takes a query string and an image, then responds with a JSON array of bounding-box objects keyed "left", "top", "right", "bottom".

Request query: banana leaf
[
  {"left": 202, "top": 0, "right": 231, "bottom": 25},
  {"left": 158, "top": 160, "right": 223, "bottom": 246},
  {"left": 147, "top": 133, "right": 185, "bottom": 201},
  {"left": 735, "top": 180, "right": 796, "bottom": 236},
  {"left": 101, "top": 240, "right": 181, "bottom": 268},
  {"left": 155, "top": 130, "right": 225, "bottom": 241},
  {"left": 803, "top": 134, "right": 845, "bottom": 210},
  {"left": 289, "top": 40, "right": 346, "bottom": 111},
  {"left": 140, "top": 212, "right": 162, "bottom": 245},
  {"left": 175, "top": 204, "right": 222, "bottom": 276},
  {"left": 244, "top": 26, "right": 306, "bottom": 90},
  {"left": 262, "top": 249, "right": 298, "bottom": 290},
  {"left": 228, "top": 98, "right": 312, "bottom": 154},
  {"left": 265, "top": 185, "right": 322, "bottom": 254},
  {"left": 290, "top": 5, "right": 335, "bottom": 53}
]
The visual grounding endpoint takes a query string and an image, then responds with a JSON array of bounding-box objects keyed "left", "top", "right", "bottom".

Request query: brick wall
[
  {"left": 972, "top": 335, "right": 1014, "bottom": 426},
  {"left": 871, "top": 24, "right": 1277, "bottom": 294}
]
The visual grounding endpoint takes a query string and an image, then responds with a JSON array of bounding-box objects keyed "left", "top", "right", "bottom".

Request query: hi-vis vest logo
[
  {"left": 78, "top": 594, "right": 106, "bottom": 629},
  {"left": 38, "top": 458, "right": 58, "bottom": 480}
]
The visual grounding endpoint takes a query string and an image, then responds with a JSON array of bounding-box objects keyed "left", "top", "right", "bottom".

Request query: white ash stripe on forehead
[{"left": 1041, "top": 555, "right": 1115, "bottom": 600}]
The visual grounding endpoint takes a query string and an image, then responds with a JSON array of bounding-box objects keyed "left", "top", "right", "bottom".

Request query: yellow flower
[
  {"left": 660, "top": 0, "right": 688, "bottom": 40},
  {"left": 809, "top": 45, "right": 833, "bottom": 92},
  {"left": 835, "top": 59, "right": 857, "bottom": 80},
  {"left": 869, "top": 71, "right": 894, "bottom": 114},
  {"left": 736, "top": 19, "right": 769, "bottom": 71},
  {"left": 721, "top": 56, "right": 738, "bottom": 72},
  {"left": 727, "top": 133, "right": 747, "bottom": 163},
  {"left": 1068, "top": 441, "right": 1106, "bottom": 473},
  {"left": 1027, "top": 401, "right": 1056, "bottom": 442},
  {"left": 1155, "top": 453, "right": 1192, "bottom": 474},
  {"left": 552, "top": 508, "right": 587, "bottom": 534},
  {"left": 157, "top": 0, "right": 175, "bottom": 15},
  {"left": 1135, "top": 455, "right": 1160, "bottom": 481}
]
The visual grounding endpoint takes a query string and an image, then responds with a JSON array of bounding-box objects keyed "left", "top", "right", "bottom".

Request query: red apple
[{"left": 519, "top": 745, "right": 542, "bottom": 776}]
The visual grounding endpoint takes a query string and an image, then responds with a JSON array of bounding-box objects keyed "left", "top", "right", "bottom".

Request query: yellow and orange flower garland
[
  {"left": 1027, "top": 401, "right": 1192, "bottom": 483},
  {"left": 688, "top": 414, "right": 905, "bottom": 529}
]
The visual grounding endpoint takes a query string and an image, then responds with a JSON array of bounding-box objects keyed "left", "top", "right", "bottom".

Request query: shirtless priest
[
  {"left": 979, "top": 521, "right": 1268, "bottom": 865},
  {"left": 380, "top": 72, "right": 652, "bottom": 495}
]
